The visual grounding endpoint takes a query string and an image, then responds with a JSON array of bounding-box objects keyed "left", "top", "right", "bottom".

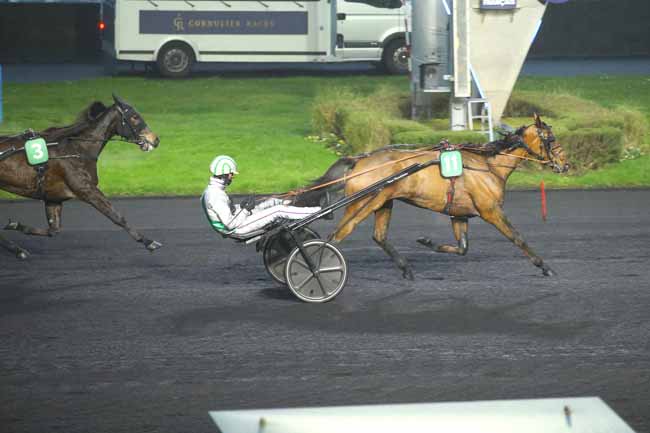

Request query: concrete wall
[
  {"left": 0, "top": 4, "right": 100, "bottom": 63},
  {"left": 530, "top": 0, "right": 650, "bottom": 58}
]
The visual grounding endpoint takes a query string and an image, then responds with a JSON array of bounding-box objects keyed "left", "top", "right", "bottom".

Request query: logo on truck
[{"left": 140, "top": 11, "right": 308, "bottom": 35}]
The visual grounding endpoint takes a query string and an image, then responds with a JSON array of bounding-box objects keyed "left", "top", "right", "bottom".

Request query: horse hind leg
[
  {"left": 333, "top": 195, "right": 415, "bottom": 281},
  {"left": 417, "top": 216, "right": 469, "bottom": 256},
  {"left": 0, "top": 233, "right": 30, "bottom": 260},
  {"left": 5, "top": 202, "right": 63, "bottom": 237},
  {"left": 373, "top": 200, "right": 414, "bottom": 280}
]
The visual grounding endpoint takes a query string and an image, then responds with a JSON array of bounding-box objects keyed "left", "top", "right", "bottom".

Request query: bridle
[
  {"left": 114, "top": 102, "right": 149, "bottom": 146},
  {"left": 510, "top": 124, "right": 563, "bottom": 171}
]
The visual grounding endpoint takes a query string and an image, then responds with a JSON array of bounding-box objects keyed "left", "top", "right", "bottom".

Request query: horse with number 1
[
  {"left": 0, "top": 95, "right": 162, "bottom": 259},
  {"left": 294, "top": 114, "right": 570, "bottom": 279}
]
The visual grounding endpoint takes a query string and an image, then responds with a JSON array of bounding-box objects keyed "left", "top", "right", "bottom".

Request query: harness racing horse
[
  {"left": 295, "top": 114, "right": 570, "bottom": 280},
  {"left": 0, "top": 95, "right": 161, "bottom": 259}
]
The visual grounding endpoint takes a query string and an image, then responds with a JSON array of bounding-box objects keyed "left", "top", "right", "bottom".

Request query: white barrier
[{"left": 210, "top": 397, "right": 636, "bottom": 433}]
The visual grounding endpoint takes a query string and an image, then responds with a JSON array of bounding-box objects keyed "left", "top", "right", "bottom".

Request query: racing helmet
[{"left": 210, "top": 155, "right": 239, "bottom": 176}]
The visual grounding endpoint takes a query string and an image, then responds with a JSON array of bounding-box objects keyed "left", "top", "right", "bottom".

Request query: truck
[{"left": 100, "top": 0, "right": 408, "bottom": 77}]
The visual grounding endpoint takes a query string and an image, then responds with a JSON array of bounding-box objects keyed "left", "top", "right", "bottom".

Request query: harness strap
[
  {"left": 444, "top": 177, "right": 457, "bottom": 215},
  {"left": 280, "top": 149, "right": 434, "bottom": 198},
  {"left": 280, "top": 136, "right": 547, "bottom": 200},
  {"left": 34, "top": 164, "right": 49, "bottom": 201}
]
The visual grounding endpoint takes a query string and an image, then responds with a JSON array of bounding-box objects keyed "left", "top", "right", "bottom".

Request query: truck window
[{"left": 344, "top": 0, "right": 403, "bottom": 9}]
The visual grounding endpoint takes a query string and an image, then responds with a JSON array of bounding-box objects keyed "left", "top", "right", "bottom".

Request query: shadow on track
[{"left": 165, "top": 291, "right": 593, "bottom": 339}]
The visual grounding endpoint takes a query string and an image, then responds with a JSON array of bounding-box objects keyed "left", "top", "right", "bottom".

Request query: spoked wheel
[
  {"left": 263, "top": 227, "right": 319, "bottom": 284},
  {"left": 285, "top": 240, "right": 348, "bottom": 303}
]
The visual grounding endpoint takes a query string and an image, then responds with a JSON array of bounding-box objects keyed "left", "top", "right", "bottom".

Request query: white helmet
[{"left": 210, "top": 155, "right": 239, "bottom": 176}]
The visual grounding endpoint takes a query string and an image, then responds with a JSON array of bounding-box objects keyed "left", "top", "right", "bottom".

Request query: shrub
[
  {"left": 312, "top": 86, "right": 648, "bottom": 174},
  {"left": 312, "top": 87, "right": 360, "bottom": 137},
  {"left": 312, "top": 87, "right": 472, "bottom": 153},
  {"left": 342, "top": 110, "right": 393, "bottom": 153},
  {"left": 560, "top": 127, "right": 624, "bottom": 171},
  {"left": 504, "top": 90, "right": 648, "bottom": 170},
  {"left": 619, "top": 107, "right": 650, "bottom": 155}
]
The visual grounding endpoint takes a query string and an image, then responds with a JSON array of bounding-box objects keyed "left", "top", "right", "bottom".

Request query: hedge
[
  {"left": 504, "top": 91, "right": 649, "bottom": 172},
  {"left": 313, "top": 87, "right": 648, "bottom": 172}
]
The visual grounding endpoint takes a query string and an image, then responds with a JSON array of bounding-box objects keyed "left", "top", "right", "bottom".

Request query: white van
[{"left": 101, "top": 0, "right": 407, "bottom": 77}]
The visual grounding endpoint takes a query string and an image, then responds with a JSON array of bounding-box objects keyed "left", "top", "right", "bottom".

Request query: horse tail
[{"left": 292, "top": 156, "right": 359, "bottom": 207}]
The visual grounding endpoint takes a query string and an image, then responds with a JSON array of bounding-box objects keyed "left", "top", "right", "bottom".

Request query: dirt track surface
[{"left": 1, "top": 190, "right": 649, "bottom": 433}]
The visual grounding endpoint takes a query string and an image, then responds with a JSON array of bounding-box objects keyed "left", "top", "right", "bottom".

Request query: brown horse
[
  {"left": 0, "top": 95, "right": 161, "bottom": 259},
  {"left": 295, "top": 114, "right": 569, "bottom": 279}
]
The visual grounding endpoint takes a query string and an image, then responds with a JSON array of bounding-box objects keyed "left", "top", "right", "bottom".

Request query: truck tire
[
  {"left": 157, "top": 43, "right": 194, "bottom": 78},
  {"left": 382, "top": 39, "right": 409, "bottom": 75}
]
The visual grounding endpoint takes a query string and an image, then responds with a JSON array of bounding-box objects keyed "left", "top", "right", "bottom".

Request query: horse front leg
[
  {"left": 72, "top": 186, "right": 162, "bottom": 252},
  {"left": 0, "top": 233, "right": 30, "bottom": 260},
  {"left": 480, "top": 207, "right": 554, "bottom": 276},
  {"left": 5, "top": 202, "right": 63, "bottom": 237},
  {"left": 417, "top": 216, "right": 469, "bottom": 256}
]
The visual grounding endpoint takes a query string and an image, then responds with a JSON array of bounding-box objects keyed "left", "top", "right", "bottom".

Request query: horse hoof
[
  {"left": 403, "top": 269, "right": 415, "bottom": 281},
  {"left": 542, "top": 267, "right": 555, "bottom": 277},
  {"left": 4, "top": 220, "right": 19, "bottom": 231},
  {"left": 145, "top": 240, "right": 163, "bottom": 251},
  {"left": 416, "top": 237, "right": 434, "bottom": 248},
  {"left": 16, "top": 249, "right": 30, "bottom": 260}
]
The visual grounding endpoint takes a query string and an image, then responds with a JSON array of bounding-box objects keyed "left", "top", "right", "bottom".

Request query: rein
[
  {"left": 282, "top": 134, "right": 552, "bottom": 197},
  {"left": 280, "top": 149, "right": 434, "bottom": 197}
]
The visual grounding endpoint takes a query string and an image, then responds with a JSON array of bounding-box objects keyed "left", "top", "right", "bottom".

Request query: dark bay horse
[
  {"left": 295, "top": 114, "right": 570, "bottom": 279},
  {"left": 0, "top": 95, "right": 161, "bottom": 259}
]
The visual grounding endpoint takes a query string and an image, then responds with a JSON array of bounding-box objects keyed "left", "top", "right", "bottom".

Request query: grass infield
[{"left": 1, "top": 74, "right": 648, "bottom": 198}]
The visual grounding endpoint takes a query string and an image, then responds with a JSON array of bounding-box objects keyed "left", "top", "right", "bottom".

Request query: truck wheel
[
  {"left": 382, "top": 39, "right": 409, "bottom": 75},
  {"left": 157, "top": 43, "right": 194, "bottom": 78}
]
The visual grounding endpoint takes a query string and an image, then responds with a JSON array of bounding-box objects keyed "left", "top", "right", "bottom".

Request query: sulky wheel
[
  {"left": 285, "top": 240, "right": 348, "bottom": 303},
  {"left": 263, "top": 227, "right": 319, "bottom": 284}
]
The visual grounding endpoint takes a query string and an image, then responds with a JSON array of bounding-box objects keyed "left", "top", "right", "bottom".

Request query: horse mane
[
  {"left": 293, "top": 128, "right": 531, "bottom": 206},
  {"left": 39, "top": 101, "right": 110, "bottom": 141},
  {"left": 369, "top": 135, "right": 526, "bottom": 158}
]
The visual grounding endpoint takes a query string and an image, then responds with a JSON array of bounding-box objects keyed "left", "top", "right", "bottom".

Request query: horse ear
[
  {"left": 112, "top": 93, "right": 126, "bottom": 107},
  {"left": 87, "top": 101, "right": 107, "bottom": 121},
  {"left": 533, "top": 112, "right": 543, "bottom": 128}
]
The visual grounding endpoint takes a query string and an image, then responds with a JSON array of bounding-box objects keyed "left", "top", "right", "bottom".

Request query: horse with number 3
[
  {"left": 0, "top": 95, "right": 162, "bottom": 259},
  {"left": 295, "top": 114, "right": 570, "bottom": 279}
]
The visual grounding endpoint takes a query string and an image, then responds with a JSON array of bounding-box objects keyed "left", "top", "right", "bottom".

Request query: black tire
[
  {"left": 382, "top": 38, "right": 409, "bottom": 75},
  {"left": 263, "top": 227, "right": 320, "bottom": 285},
  {"left": 285, "top": 240, "right": 348, "bottom": 303},
  {"left": 157, "top": 43, "right": 194, "bottom": 78}
]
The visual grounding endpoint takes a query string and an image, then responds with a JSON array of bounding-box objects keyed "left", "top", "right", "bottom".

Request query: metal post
[
  {"left": 410, "top": 0, "right": 451, "bottom": 120},
  {"left": 449, "top": 0, "right": 470, "bottom": 131},
  {"left": 450, "top": 97, "right": 468, "bottom": 130}
]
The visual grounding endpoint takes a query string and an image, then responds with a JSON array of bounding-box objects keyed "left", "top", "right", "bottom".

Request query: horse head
[
  {"left": 112, "top": 94, "right": 160, "bottom": 152},
  {"left": 517, "top": 114, "right": 570, "bottom": 173}
]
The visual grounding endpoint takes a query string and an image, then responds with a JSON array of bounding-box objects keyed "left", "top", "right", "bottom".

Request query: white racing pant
[{"left": 232, "top": 204, "right": 321, "bottom": 235}]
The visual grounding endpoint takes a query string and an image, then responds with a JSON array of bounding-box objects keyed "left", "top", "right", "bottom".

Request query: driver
[{"left": 201, "top": 155, "right": 321, "bottom": 236}]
